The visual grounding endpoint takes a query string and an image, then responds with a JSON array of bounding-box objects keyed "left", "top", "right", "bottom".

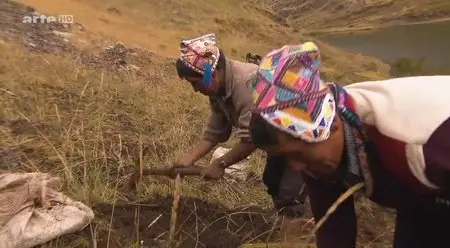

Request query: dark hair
[
  {"left": 176, "top": 49, "right": 226, "bottom": 79},
  {"left": 175, "top": 59, "right": 202, "bottom": 79},
  {"left": 249, "top": 113, "right": 279, "bottom": 147}
]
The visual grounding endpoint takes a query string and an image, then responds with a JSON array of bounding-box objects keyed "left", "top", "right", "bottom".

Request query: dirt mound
[
  {"left": 78, "top": 42, "right": 146, "bottom": 72},
  {"left": 0, "top": 0, "right": 74, "bottom": 53},
  {"left": 0, "top": 1, "right": 157, "bottom": 79},
  {"left": 56, "top": 196, "right": 282, "bottom": 248}
]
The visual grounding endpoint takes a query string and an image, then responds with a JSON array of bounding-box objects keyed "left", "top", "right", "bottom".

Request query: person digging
[
  {"left": 173, "top": 33, "right": 310, "bottom": 238},
  {"left": 247, "top": 42, "right": 450, "bottom": 247}
]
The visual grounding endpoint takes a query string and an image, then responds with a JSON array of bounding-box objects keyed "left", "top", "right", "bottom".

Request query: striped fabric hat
[
  {"left": 249, "top": 42, "right": 336, "bottom": 143},
  {"left": 179, "top": 33, "right": 220, "bottom": 86}
]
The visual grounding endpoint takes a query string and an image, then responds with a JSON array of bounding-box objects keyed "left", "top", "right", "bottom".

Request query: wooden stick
[
  {"left": 167, "top": 174, "right": 182, "bottom": 248},
  {"left": 139, "top": 138, "right": 144, "bottom": 182},
  {"left": 312, "top": 182, "right": 364, "bottom": 234}
]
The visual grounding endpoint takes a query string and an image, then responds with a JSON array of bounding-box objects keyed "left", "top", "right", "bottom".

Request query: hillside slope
[
  {"left": 1, "top": 0, "right": 396, "bottom": 247},
  {"left": 266, "top": 0, "right": 450, "bottom": 32},
  {"left": 14, "top": 0, "right": 390, "bottom": 82}
]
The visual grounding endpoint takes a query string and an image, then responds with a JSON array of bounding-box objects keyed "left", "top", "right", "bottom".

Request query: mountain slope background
[
  {"left": 267, "top": 0, "right": 450, "bottom": 32},
  {"left": 1, "top": 0, "right": 448, "bottom": 247}
]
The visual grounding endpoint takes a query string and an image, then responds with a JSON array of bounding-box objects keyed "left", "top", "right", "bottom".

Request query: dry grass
[
  {"left": 15, "top": 0, "right": 286, "bottom": 58},
  {"left": 0, "top": 40, "right": 277, "bottom": 247},
  {"left": 0, "top": 40, "right": 394, "bottom": 247},
  {"left": 0, "top": 42, "right": 394, "bottom": 247},
  {"left": 0, "top": 40, "right": 272, "bottom": 206}
]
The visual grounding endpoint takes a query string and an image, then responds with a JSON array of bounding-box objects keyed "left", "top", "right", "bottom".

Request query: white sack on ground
[
  {"left": 0, "top": 172, "right": 94, "bottom": 248},
  {"left": 211, "top": 146, "right": 250, "bottom": 182}
]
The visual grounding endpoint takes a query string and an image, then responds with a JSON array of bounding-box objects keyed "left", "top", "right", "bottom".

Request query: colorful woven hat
[
  {"left": 179, "top": 33, "right": 220, "bottom": 86},
  {"left": 249, "top": 42, "right": 336, "bottom": 143}
]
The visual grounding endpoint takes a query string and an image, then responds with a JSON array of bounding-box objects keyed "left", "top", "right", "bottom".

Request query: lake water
[{"left": 317, "top": 20, "right": 450, "bottom": 71}]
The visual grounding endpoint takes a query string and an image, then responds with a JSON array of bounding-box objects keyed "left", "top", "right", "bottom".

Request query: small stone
[
  {"left": 52, "top": 30, "right": 73, "bottom": 39},
  {"left": 77, "top": 39, "right": 88, "bottom": 45},
  {"left": 114, "top": 42, "right": 126, "bottom": 49},
  {"left": 106, "top": 7, "right": 121, "bottom": 15},
  {"left": 75, "top": 23, "right": 87, "bottom": 31},
  {"left": 128, "top": 65, "right": 140, "bottom": 72},
  {"left": 26, "top": 6, "right": 35, "bottom": 13}
]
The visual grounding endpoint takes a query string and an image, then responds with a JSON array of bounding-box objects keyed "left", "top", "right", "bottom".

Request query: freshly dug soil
[{"left": 56, "top": 196, "right": 282, "bottom": 248}]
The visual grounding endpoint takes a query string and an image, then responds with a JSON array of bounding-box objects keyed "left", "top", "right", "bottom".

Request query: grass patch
[
  {"left": 0, "top": 41, "right": 270, "bottom": 207},
  {"left": 0, "top": 39, "right": 395, "bottom": 248}
]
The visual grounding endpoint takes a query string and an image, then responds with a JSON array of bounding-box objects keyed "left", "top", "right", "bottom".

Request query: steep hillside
[
  {"left": 266, "top": 0, "right": 450, "bottom": 32},
  {"left": 1, "top": 0, "right": 396, "bottom": 247},
  {"left": 13, "top": 0, "right": 390, "bottom": 82}
]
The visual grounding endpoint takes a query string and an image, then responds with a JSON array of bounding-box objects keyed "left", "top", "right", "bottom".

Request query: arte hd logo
[{"left": 23, "top": 13, "right": 74, "bottom": 24}]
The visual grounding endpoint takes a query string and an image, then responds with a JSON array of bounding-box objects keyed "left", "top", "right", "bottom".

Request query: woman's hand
[{"left": 200, "top": 160, "right": 226, "bottom": 180}]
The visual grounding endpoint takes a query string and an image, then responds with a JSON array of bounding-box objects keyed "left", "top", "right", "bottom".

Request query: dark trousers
[
  {"left": 262, "top": 155, "right": 308, "bottom": 217},
  {"left": 394, "top": 204, "right": 450, "bottom": 248}
]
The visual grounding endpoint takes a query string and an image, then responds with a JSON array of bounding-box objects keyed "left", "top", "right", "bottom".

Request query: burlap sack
[
  {"left": 0, "top": 172, "right": 94, "bottom": 248},
  {"left": 210, "top": 146, "right": 250, "bottom": 182}
]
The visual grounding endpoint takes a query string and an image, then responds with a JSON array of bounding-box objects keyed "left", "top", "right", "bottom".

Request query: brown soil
[
  {"left": 56, "top": 196, "right": 283, "bottom": 248},
  {"left": 48, "top": 194, "right": 394, "bottom": 248}
]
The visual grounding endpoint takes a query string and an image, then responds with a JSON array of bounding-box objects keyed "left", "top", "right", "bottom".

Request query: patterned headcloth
[
  {"left": 179, "top": 33, "right": 220, "bottom": 86},
  {"left": 249, "top": 42, "right": 336, "bottom": 143}
]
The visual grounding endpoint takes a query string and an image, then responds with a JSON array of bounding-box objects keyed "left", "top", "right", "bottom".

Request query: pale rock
[
  {"left": 128, "top": 64, "right": 140, "bottom": 72},
  {"left": 52, "top": 31, "right": 73, "bottom": 39}
]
